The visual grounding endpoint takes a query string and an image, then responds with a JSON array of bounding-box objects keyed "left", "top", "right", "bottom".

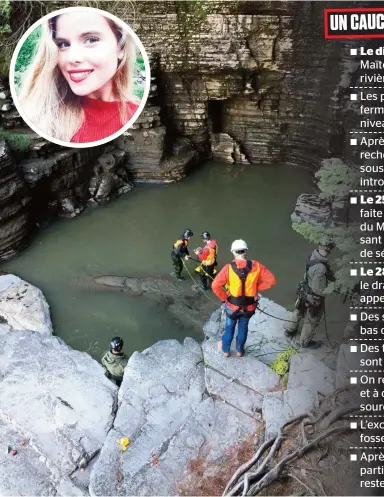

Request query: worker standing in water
[
  {"left": 194, "top": 231, "right": 218, "bottom": 290},
  {"left": 101, "top": 337, "right": 129, "bottom": 387},
  {"left": 212, "top": 240, "right": 276, "bottom": 357},
  {"left": 171, "top": 229, "right": 193, "bottom": 280}
]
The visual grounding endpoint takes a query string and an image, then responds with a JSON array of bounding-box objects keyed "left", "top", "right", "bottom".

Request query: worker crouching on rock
[
  {"left": 101, "top": 337, "right": 129, "bottom": 387},
  {"left": 284, "top": 242, "right": 335, "bottom": 349},
  {"left": 171, "top": 229, "right": 193, "bottom": 281},
  {"left": 212, "top": 239, "right": 276, "bottom": 357},
  {"left": 194, "top": 231, "right": 218, "bottom": 290}
]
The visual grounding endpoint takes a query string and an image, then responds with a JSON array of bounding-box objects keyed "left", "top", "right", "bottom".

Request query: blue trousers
[{"left": 221, "top": 304, "right": 252, "bottom": 354}]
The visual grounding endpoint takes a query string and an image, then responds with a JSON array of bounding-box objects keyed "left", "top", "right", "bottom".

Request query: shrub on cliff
[{"left": 292, "top": 158, "right": 360, "bottom": 296}]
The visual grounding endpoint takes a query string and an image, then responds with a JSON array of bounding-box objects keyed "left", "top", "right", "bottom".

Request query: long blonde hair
[{"left": 18, "top": 13, "right": 139, "bottom": 142}]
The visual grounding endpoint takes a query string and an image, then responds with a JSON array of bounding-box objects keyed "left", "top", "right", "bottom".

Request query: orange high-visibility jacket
[
  {"left": 212, "top": 259, "right": 276, "bottom": 312},
  {"left": 198, "top": 240, "right": 218, "bottom": 266}
]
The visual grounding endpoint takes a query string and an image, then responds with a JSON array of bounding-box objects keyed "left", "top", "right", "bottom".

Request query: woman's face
[{"left": 55, "top": 12, "right": 123, "bottom": 100}]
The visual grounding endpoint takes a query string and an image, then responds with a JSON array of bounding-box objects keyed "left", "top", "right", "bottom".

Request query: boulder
[
  {"left": 202, "top": 339, "right": 280, "bottom": 393},
  {"left": 336, "top": 343, "right": 362, "bottom": 389},
  {"left": 0, "top": 274, "right": 52, "bottom": 335},
  {"left": 203, "top": 295, "right": 295, "bottom": 366},
  {"left": 262, "top": 388, "right": 319, "bottom": 440},
  {"left": 89, "top": 337, "right": 265, "bottom": 496},
  {"left": 0, "top": 331, "right": 117, "bottom": 496},
  {"left": 291, "top": 193, "right": 332, "bottom": 226},
  {"left": 90, "top": 338, "right": 205, "bottom": 495},
  {"left": 287, "top": 353, "right": 336, "bottom": 397}
]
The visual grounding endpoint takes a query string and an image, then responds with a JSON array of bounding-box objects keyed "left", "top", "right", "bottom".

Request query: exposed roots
[{"left": 223, "top": 404, "right": 357, "bottom": 496}]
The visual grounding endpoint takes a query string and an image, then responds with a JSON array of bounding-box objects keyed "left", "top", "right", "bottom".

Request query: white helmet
[{"left": 231, "top": 239, "right": 248, "bottom": 252}]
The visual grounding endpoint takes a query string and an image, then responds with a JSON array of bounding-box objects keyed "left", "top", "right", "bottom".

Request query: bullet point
[
  {"left": 350, "top": 314, "right": 358, "bottom": 322},
  {"left": 350, "top": 269, "right": 358, "bottom": 276},
  {"left": 350, "top": 197, "right": 357, "bottom": 204},
  {"left": 350, "top": 454, "right": 357, "bottom": 461},
  {"left": 350, "top": 48, "right": 358, "bottom": 56},
  {"left": 351, "top": 346, "right": 358, "bottom": 353},
  {"left": 351, "top": 94, "right": 357, "bottom": 100},
  {"left": 350, "top": 138, "right": 357, "bottom": 145},
  {"left": 350, "top": 422, "right": 358, "bottom": 429},
  {"left": 350, "top": 377, "right": 358, "bottom": 384}
]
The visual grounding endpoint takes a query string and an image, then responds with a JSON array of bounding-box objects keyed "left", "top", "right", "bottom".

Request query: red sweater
[{"left": 71, "top": 97, "right": 139, "bottom": 143}]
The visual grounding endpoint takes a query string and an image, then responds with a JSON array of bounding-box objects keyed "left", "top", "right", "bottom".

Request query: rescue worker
[
  {"left": 284, "top": 242, "right": 335, "bottom": 349},
  {"left": 212, "top": 239, "right": 276, "bottom": 357},
  {"left": 171, "top": 229, "right": 193, "bottom": 280},
  {"left": 101, "top": 337, "right": 129, "bottom": 387},
  {"left": 194, "top": 231, "right": 218, "bottom": 290}
]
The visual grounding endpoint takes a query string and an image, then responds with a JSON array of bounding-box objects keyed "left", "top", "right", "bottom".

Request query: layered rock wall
[
  {"left": 0, "top": 1, "right": 357, "bottom": 262},
  {"left": 11, "top": 1, "right": 353, "bottom": 171}
]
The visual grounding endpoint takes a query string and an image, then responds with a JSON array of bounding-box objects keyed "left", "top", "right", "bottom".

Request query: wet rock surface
[{"left": 93, "top": 274, "right": 219, "bottom": 331}]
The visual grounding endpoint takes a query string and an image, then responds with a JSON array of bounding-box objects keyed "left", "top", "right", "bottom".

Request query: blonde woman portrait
[{"left": 13, "top": 8, "right": 147, "bottom": 145}]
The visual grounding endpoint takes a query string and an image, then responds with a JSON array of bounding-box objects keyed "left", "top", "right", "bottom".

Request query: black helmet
[
  {"left": 319, "top": 240, "right": 335, "bottom": 251},
  {"left": 183, "top": 229, "right": 193, "bottom": 238},
  {"left": 110, "top": 337, "right": 124, "bottom": 352},
  {"left": 201, "top": 231, "right": 211, "bottom": 240}
]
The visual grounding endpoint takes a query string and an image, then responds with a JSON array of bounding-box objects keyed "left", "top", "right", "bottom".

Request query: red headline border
[{"left": 324, "top": 7, "right": 384, "bottom": 39}]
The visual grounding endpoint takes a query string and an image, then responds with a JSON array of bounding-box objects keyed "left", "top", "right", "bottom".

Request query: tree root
[
  {"left": 223, "top": 402, "right": 355, "bottom": 496},
  {"left": 288, "top": 472, "right": 316, "bottom": 496},
  {"left": 319, "top": 404, "right": 360, "bottom": 431}
]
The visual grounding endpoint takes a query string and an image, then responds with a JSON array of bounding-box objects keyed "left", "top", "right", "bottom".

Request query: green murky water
[{"left": 3, "top": 161, "right": 345, "bottom": 360}]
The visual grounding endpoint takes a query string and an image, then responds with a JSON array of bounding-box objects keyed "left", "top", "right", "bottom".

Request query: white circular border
[{"left": 9, "top": 6, "right": 151, "bottom": 149}]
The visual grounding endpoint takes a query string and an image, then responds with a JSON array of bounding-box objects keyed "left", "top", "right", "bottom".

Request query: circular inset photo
[{"left": 9, "top": 7, "right": 150, "bottom": 148}]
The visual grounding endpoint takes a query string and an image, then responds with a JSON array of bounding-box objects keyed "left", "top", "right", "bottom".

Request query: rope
[
  {"left": 256, "top": 303, "right": 351, "bottom": 325},
  {"left": 323, "top": 302, "right": 332, "bottom": 347},
  {"left": 181, "top": 259, "right": 219, "bottom": 305},
  {"left": 182, "top": 259, "right": 351, "bottom": 326},
  {"left": 189, "top": 257, "right": 217, "bottom": 281}
]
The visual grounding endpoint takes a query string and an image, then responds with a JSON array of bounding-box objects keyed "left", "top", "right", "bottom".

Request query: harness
[
  {"left": 297, "top": 256, "right": 333, "bottom": 302},
  {"left": 226, "top": 260, "right": 257, "bottom": 319},
  {"left": 172, "top": 238, "right": 187, "bottom": 257}
]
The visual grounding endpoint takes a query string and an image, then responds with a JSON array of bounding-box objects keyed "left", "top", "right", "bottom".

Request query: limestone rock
[
  {"left": 90, "top": 338, "right": 205, "bottom": 495},
  {"left": 336, "top": 343, "right": 362, "bottom": 389},
  {"left": 291, "top": 193, "right": 332, "bottom": 226},
  {"left": 0, "top": 140, "right": 31, "bottom": 262},
  {"left": 0, "top": 418, "right": 57, "bottom": 496},
  {"left": 0, "top": 274, "right": 52, "bottom": 335},
  {"left": 204, "top": 295, "right": 294, "bottom": 366},
  {"left": 262, "top": 388, "right": 319, "bottom": 440},
  {"left": 202, "top": 339, "right": 280, "bottom": 393},
  {"left": 205, "top": 368, "right": 264, "bottom": 416},
  {"left": 90, "top": 337, "right": 262, "bottom": 496},
  {"left": 0, "top": 331, "right": 117, "bottom": 495},
  {"left": 288, "top": 353, "right": 336, "bottom": 397},
  {"left": 123, "top": 399, "right": 260, "bottom": 496}
]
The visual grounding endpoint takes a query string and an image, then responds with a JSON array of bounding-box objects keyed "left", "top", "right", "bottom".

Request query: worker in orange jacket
[
  {"left": 194, "top": 231, "right": 218, "bottom": 290},
  {"left": 212, "top": 239, "right": 276, "bottom": 357}
]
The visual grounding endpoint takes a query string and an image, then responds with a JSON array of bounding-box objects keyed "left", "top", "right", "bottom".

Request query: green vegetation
[
  {"left": 270, "top": 347, "right": 296, "bottom": 376},
  {"left": 13, "top": 25, "right": 41, "bottom": 90},
  {"left": 132, "top": 54, "right": 145, "bottom": 99},
  {"left": 175, "top": 1, "right": 211, "bottom": 67},
  {"left": 0, "top": 127, "right": 31, "bottom": 152},
  {"left": 0, "top": 0, "right": 11, "bottom": 33},
  {"left": 291, "top": 158, "right": 360, "bottom": 296}
]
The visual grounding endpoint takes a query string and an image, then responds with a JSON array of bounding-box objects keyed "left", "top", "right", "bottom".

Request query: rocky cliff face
[
  {"left": 9, "top": 1, "right": 353, "bottom": 171},
  {"left": 108, "top": 1, "right": 350, "bottom": 169}
]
